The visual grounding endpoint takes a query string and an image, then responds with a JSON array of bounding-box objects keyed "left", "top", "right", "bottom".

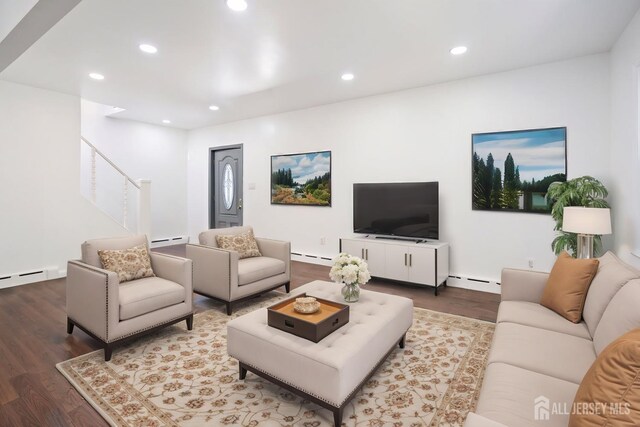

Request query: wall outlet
[
  {"left": 528, "top": 259, "right": 534, "bottom": 269},
  {"left": 320, "top": 237, "right": 326, "bottom": 245},
  {"left": 248, "top": 182, "right": 256, "bottom": 190}
]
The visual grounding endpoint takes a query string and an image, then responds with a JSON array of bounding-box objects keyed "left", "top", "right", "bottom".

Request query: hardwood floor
[{"left": 0, "top": 245, "right": 499, "bottom": 426}]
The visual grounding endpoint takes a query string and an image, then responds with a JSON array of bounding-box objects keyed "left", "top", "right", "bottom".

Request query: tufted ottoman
[{"left": 227, "top": 280, "right": 413, "bottom": 426}]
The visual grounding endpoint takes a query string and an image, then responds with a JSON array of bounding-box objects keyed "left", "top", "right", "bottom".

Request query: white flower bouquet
[{"left": 329, "top": 252, "right": 371, "bottom": 286}]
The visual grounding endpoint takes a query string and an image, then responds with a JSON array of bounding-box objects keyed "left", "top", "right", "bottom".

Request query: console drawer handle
[
  {"left": 332, "top": 318, "right": 339, "bottom": 326},
  {"left": 284, "top": 320, "right": 294, "bottom": 328}
]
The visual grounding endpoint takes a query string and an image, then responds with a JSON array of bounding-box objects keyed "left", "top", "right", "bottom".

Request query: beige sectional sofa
[{"left": 465, "top": 252, "right": 640, "bottom": 427}]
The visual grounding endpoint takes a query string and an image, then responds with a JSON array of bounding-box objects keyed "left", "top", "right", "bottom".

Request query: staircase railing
[{"left": 80, "top": 136, "right": 151, "bottom": 235}]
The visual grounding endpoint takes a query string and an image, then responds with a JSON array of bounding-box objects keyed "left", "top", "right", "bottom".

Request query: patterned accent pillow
[
  {"left": 215, "top": 230, "right": 262, "bottom": 259},
  {"left": 98, "top": 244, "right": 155, "bottom": 283}
]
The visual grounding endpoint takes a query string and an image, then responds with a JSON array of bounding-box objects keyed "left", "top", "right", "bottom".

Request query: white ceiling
[
  {"left": 1, "top": 0, "right": 639, "bottom": 130},
  {"left": 0, "top": 0, "right": 38, "bottom": 42}
]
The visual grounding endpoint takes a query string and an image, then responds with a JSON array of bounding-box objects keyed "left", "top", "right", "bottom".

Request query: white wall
[
  {"left": 609, "top": 9, "right": 640, "bottom": 269},
  {"left": 187, "top": 54, "right": 611, "bottom": 285},
  {"left": 0, "top": 81, "right": 125, "bottom": 278},
  {"left": 81, "top": 100, "right": 188, "bottom": 241}
]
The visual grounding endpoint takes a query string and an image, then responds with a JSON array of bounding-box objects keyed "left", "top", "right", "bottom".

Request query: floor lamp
[{"left": 562, "top": 207, "right": 611, "bottom": 259}]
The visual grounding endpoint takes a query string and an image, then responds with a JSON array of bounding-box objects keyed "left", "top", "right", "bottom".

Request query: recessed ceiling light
[
  {"left": 139, "top": 44, "right": 158, "bottom": 54},
  {"left": 227, "top": 0, "right": 247, "bottom": 12},
  {"left": 450, "top": 46, "right": 468, "bottom": 55},
  {"left": 89, "top": 72, "right": 105, "bottom": 80},
  {"left": 209, "top": 105, "right": 220, "bottom": 111},
  {"left": 341, "top": 73, "right": 355, "bottom": 81},
  {"left": 162, "top": 119, "right": 171, "bottom": 124}
]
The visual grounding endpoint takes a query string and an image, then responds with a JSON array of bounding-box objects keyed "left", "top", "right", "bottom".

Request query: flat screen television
[{"left": 353, "top": 182, "right": 439, "bottom": 240}]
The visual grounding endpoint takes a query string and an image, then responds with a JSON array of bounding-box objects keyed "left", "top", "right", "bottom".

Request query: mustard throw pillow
[
  {"left": 569, "top": 328, "right": 640, "bottom": 427},
  {"left": 540, "top": 252, "right": 599, "bottom": 323},
  {"left": 98, "top": 244, "right": 155, "bottom": 283},
  {"left": 215, "top": 230, "right": 262, "bottom": 259}
]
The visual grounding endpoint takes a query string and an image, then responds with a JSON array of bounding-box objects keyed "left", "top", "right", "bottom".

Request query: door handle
[
  {"left": 404, "top": 253, "right": 407, "bottom": 266},
  {"left": 409, "top": 254, "right": 412, "bottom": 267},
  {"left": 361, "top": 248, "right": 364, "bottom": 258},
  {"left": 238, "top": 198, "right": 243, "bottom": 209},
  {"left": 365, "top": 249, "right": 368, "bottom": 260}
]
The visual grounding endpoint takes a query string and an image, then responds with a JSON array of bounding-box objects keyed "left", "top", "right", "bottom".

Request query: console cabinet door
[
  {"left": 408, "top": 246, "right": 436, "bottom": 285},
  {"left": 340, "top": 239, "right": 364, "bottom": 258},
  {"left": 340, "top": 240, "right": 386, "bottom": 277},
  {"left": 362, "top": 241, "right": 385, "bottom": 277},
  {"left": 384, "top": 244, "right": 410, "bottom": 282}
]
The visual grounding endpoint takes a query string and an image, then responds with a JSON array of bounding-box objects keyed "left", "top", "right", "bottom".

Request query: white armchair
[
  {"left": 186, "top": 226, "right": 290, "bottom": 315},
  {"left": 66, "top": 235, "right": 193, "bottom": 360}
]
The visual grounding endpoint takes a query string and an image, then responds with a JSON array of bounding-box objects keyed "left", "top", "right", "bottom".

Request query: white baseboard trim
[
  {"left": 291, "top": 252, "right": 333, "bottom": 267},
  {"left": 0, "top": 266, "right": 60, "bottom": 289},
  {"left": 446, "top": 276, "right": 501, "bottom": 294},
  {"left": 150, "top": 236, "right": 190, "bottom": 248}
]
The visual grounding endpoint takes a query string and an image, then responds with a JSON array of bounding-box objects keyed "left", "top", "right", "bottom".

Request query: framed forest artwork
[
  {"left": 271, "top": 151, "right": 331, "bottom": 206},
  {"left": 472, "top": 127, "right": 567, "bottom": 213}
]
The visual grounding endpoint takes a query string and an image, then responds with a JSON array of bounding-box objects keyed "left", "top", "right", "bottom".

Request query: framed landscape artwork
[
  {"left": 472, "top": 127, "right": 567, "bottom": 213},
  {"left": 271, "top": 150, "right": 331, "bottom": 206}
]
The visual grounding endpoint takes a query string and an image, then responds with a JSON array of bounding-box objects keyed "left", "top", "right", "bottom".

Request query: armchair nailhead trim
[
  {"left": 111, "top": 313, "right": 193, "bottom": 342},
  {"left": 68, "top": 260, "right": 192, "bottom": 343},
  {"left": 67, "top": 316, "right": 107, "bottom": 342},
  {"left": 151, "top": 252, "right": 187, "bottom": 261},
  {"left": 67, "top": 261, "right": 110, "bottom": 341}
]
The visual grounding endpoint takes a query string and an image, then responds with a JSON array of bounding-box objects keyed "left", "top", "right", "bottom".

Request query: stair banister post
[
  {"left": 137, "top": 179, "right": 152, "bottom": 241},
  {"left": 123, "top": 176, "right": 128, "bottom": 229},
  {"left": 90, "top": 147, "right": 97, "bottom": 203}
]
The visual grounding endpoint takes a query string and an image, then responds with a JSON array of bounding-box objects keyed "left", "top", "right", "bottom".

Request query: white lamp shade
[{"left": 562, "top": 207, "right": 612, "bottom": 235}]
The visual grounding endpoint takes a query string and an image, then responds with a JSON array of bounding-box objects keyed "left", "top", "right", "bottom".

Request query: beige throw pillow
[
  {"left": 540, "top": 251, "right": 599, "bottom": 323},
  {"left": 569, "top": 328, "right": 640, "bottom": 427},
  {"left": 98, "top": 244, "right": 155, "bottom": 283},
  {"left": 216, "top": 230, "right": 262, "bottom": 259}
]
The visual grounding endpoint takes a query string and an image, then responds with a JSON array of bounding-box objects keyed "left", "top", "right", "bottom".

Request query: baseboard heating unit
[
  {"left": 0, "top": 267, "right": 58, "bottom": 289},
  {"left": 447, "top": 275, "right": 501, "bottom": 294},
  {"left": 291, "top": 252, "right": 333, "bottom": 266},
  {"left": 150, "top": 236, "right": 189, "bottom": 248}
]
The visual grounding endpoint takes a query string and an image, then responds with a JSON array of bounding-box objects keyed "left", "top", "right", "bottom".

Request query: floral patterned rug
[{"left": 57, "top": 292, "right": 494, "bottom": 427}]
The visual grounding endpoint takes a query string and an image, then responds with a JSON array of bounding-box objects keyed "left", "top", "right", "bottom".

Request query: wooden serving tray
[{"left": 267, "top": 293, "right": 349, "bottom": 342}]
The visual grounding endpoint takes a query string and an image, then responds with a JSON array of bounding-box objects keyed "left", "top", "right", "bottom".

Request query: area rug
[{"left": 57, "top": 293, "right": 494, "bottom": 426}]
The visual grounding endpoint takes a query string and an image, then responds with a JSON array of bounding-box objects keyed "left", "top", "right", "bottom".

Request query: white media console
[{"left": 339, "top": 236, "right": 449, "bottom": 295}]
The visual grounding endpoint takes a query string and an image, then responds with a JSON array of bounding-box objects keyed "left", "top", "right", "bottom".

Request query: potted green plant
[{"left": 546, "top": 176, "right": 609, "bottom": 257}]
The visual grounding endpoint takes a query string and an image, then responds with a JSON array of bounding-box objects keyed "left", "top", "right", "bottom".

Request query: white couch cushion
[
  {"left": 593, "top": 279, "right": 640, "bottom": 354},
  {"left": 237, "top": 256, "right": 285, "bottom": 286},
  {"left": 119, "top": 277, "right": 185, "bottom": 320},
  {"left": 497, "top": 301, "right": 591, "bottom": 339},
  {"left": 583, "top": 252, "right": 639, "bottom": 336},
  {"left": 226, "top": 280, "right": 413, "bottom": 406},
  {"left": 488, "top": 322, "right": 596, "bottom": 384},
  {"left": 476, "top": 362, "right": 579, "bottom": 427}
]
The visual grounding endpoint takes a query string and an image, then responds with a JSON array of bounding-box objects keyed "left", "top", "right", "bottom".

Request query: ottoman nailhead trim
[
  {"left": 233, "top": 359, "right": 342, "bottom": 406},
  {"left": 233, "top": 331, "right": 405, "bottom": 409}
]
